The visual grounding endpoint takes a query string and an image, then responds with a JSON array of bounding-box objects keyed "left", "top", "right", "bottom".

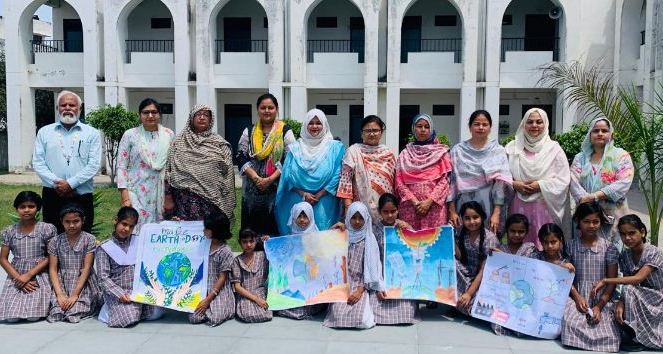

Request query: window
[
  {"left": 432, "top": 105, "right": 455, "bottom": 116},
  {"left": 316, "top": 105, "right": 338, "bottom": 115},
  {"left": 435, "top": 15, "right": 457, "bottom": 27},
  {"left": 264, "top": 17, "right": 268, "bottom": 28},
  {"left": 151, "top": 18, "right": 172, "bottom": 29},
  {"left": 502, "top": 15, "right": 513, "bottom": 26},
  {"left": 316, "top": 17, "right": 337, "bottom": 28},
  {"left": 499, "top": 104, "right": 510, "bottom": 115},
  {"left": 161, "top": 104, "right": 174, "bottom": 115}
]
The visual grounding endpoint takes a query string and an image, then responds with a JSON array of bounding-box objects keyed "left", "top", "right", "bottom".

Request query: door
[
  {"left": 224, "top": 104, "right": 253, "bottom": 163},
  {"left": 349, "top": 105, "right": 364, "bottom": 145},
  {"left": 399, "top": 105, "right": 420, "bottom": 151},
  {"left": 350, "top": 17, "right": 365, "bottom": 63},
  {"left": 524, "top": 15, "right": 556, "bottom": 51},
  {"left": 401, "top": 16, "right": 422, "bottom": 63},
  {"left": 63, "top": 19, "right": 83, "bottom": 52},
  {"left": 522, "top": 104, "right": 554, "bottom": 135},
  {"left": 224, "top": 18, "right": 251, "bottom": 52}
]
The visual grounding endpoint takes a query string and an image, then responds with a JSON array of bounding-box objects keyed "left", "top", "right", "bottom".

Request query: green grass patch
[{"left": 0, "top": 184, "right": 242, "bottom": 251}]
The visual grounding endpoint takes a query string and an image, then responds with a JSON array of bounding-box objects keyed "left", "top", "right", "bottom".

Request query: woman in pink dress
[
  {"left": 395, "top": 113, "right": 453, "bottom": 230},
  {"left": 506, "top": 108, "right": 569, "bottom": 250}
]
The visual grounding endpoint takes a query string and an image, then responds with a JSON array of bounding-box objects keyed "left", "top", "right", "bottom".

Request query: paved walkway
[{"left": 0, "top": 306, "right": 658, "bottom": 354}]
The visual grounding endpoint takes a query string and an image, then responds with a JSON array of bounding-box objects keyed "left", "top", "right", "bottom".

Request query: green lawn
[{"left": 0, "top": 184, "right": 242, "bottom": 251}]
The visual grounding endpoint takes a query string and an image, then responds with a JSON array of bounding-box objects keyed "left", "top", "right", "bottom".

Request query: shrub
[
  {"left": 86, "top": 104, "right": 140, "bottom": 184},
  {"left": 282, "top": 118, "right": 302, "bottom": 139}
]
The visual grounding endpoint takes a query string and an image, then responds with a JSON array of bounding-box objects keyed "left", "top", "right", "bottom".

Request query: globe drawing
[
  {"left": 509, "top": 280, "right": 534, "bottom": 309},
  {"left": 156, "top": 252, "right": 192, "bottom": 287}
]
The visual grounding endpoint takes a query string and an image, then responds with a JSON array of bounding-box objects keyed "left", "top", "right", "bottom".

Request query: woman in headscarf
[
  {"left": 447, "top": 110, "right": 513, "bottom": 234},
  {"left": 323, "top": 202, "right": 383, "bottom": 329},
  {"left": 275, "top": 109, "right": 345, "bottom": 234},
  {"left": 337, "top": 115, "right": 396, "bottom": 222},
  {"left": 163, "top": 104, "right": 235, "bottom": 221},
  {"left": 570, "top": 117, "right": 634, "bottom": 244},
  {"left": 117, "top": 98, "right": 174, "bottom": 228},
  {"left": 395, "top": 113, "right": 453, "bottom": 230},
  {"left": 237, "top": 94, "right": 296, "bottom": 236},
  {"left": 506, "top": 108, "right": 570, "bottom": 250}
]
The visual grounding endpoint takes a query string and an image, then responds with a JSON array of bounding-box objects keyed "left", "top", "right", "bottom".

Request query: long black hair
[
  {"left": 457, "top": 201, "right": 487, "bottom": 265},
  {"left": 204, "top": 212, "right": 232, "bottom": 242},
  {"left": 468, "top": 110, "right": 492, "bottom": 127},
  {"left": 618, "top": 214, "right": 648, "bottom": 243},
  {"left": 538, "top": 223, "right": 569, "bottom": 260},
  {"left": 13, "top": 191, "right": 42, "bottom": 210},
  {"left": 504, "top": 213, "right": 529, "bottom": 242},
  {"left": 573, "top": 202, "right": 608, "bottom": 226},
  {"left": 378, "top": 193, "right": 399, "bottom": 210}
]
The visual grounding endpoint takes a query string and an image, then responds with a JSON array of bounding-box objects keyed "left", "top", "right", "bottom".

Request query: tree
[
  {"left": 540, "top": 61, "right": 663, "bottom": 245},
  {"left": 86, "top": 104, "right": 139, "bottom": 185}
]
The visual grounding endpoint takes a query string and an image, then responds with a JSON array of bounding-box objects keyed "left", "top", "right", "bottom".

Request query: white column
[
  {"left": 172, "top": 0, "right": 191, "bottom": 133},
  {"left": 268, "top": 0, "right": 285, "bottom": 105},
  {"left": 363, "top": 14, "right": 379, "bottom": 117},
  {"left": 290, "top": 85, "right": 308, "bottom": 122},
  {"left": 385, "top": 84, "right": 400, "bottom": 153},
  {"left": 459, "top": 84, "right": 476, "bottom": 141},
  {"left": 484, "top": 85, "right": 500, "bottom": 141},
  {"left": 194, "top": 2, "right": 214, "bottom": 107}
]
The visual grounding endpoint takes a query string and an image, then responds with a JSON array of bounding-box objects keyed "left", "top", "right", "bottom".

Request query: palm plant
[{"left": 540, "top": 61, "right": 663, "bottom": 245}]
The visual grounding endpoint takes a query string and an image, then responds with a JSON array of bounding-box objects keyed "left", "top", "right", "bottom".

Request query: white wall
[
  {"left": 307, "top": 0, "right": 363, "bottom": 41},
  {"left": 51, "top": 2, "right": 80, "bottom": 40},
  {"left": 403, "top": 0, "right": 462, "bottom": 39},
  {"left": 400, "top": 90, "right": 461, "bottom": 145},
  {"left": 498, "top": 89, "right": 557, "bottom": 139},
  {"left": 308, "top": 89, "right": 364, "bottom": 145},
  {"left": 127, "top": 0, "right": 173, "bottom": 41},
  {"left": 215, "top": 0, "right": 268, "bottom": 41},
  {"left": 501, "top": 0, "right": 556, "bottom": 38}
]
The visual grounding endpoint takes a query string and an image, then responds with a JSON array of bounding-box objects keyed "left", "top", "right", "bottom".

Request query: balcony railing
[
  {"left": 125, "top": 40, "right": 174, "bottom": 63},
  {"left": 501, "top": 37, "right": 559, "bottom": 62},
  {"left": 214, "top": 39, "right": 268, "bottom": 64},
  {"left": 30, "top": 39, "right": 83, "bottom": 63},
  {"left": 307, "top": 40, "right": 364, "bottom": 63},
  {"left": 401, "top": 38, "right": 462, "bottom": 63}
]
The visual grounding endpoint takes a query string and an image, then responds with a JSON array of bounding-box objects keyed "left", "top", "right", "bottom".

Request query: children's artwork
[
  {"left": 264, "top": 230, "right": 349, "bottom": 310},
  {"left": 131, "top": 221, "right": 211, "bottom": 313},
  {"left": 470, "top": 252, "right": 574, "bottom": 339},
  {"left": 383, "top": 226, "right": 457, "bottom": 305}
]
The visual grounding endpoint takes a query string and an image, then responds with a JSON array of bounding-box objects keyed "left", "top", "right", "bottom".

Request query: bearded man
[{"left": 32, "top": 90, "right": 101, "bottom": 233}]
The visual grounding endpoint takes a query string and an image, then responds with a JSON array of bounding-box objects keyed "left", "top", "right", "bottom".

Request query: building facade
[{"left": 4, "top": 0, "right": 662, "bottom": 171}]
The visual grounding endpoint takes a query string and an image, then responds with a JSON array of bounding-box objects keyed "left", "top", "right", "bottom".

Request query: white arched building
[{"left": 3, "top": 0, "right": 662, "bottom": 171}]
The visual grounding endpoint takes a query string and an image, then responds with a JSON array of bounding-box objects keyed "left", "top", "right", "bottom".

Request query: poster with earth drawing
[
  {"left": 131, "top": 221, "right": 211, "bottom": 313},
  {"left": 471, "top": 252, "right": 574, "bottom": 339}
]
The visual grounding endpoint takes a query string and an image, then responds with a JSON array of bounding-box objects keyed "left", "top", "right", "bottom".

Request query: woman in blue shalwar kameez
[{"left": 275, "top": 108, "right": 345, "bottom": 235}]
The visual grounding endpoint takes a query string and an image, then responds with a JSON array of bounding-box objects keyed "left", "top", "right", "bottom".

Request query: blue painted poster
[
  {"left": 383, "top": 226, "right": 457, "bottom": 305},
  {"left": 265, "top": 230, "right": 350, "bottom": 310},
  {"left": 131, "top": 221, "right": 210, "bottom": 313},
  {"left": 470, "top": 252, "right": 574, "bottom": 339}
]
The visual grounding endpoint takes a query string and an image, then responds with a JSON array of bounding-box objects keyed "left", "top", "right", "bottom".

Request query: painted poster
[
  {"left": 131, "top": 221, "right": 211, "bottom": 313},
  {"left": 471, "top": 252, "right": 574, "bottom": 339},
  {"left": 264, "top": 230, "right": 349, "bottom": 310},
  {"left": 383, "top": 226, "right": 457, "bottom": 305}
]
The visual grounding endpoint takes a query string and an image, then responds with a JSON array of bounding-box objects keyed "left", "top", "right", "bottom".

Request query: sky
[{"left": 0, "top": 0, "right": 53, "bottom": 23}]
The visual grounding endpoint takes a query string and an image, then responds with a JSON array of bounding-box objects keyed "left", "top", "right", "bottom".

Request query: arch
[
  {"left": 208, "top": 0, "right": 269, "bottom": 63},
  {"left": 401, "top": 0, "right": 465, "bottom": 28},
  {"left": 117, "top": 0, "right": 177, "bottom": 29},
  {"left": 499, "top": 0, "right": 566, "bottom": 61},
  {"left": 303, "top": 0, "right": 368, "bottom": 26}
]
